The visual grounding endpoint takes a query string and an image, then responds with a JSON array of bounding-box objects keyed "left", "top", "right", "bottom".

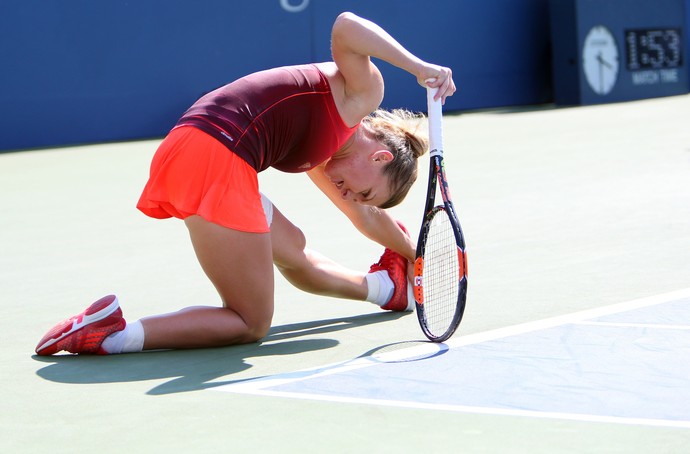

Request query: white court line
[
  {"left": 440, "top": 287, "right": 690, "bottom": 350},
  {"left": 214, "top": 287, "right": 690, "bottom": 428},
  {"left": 240, "top": 390, "right": 690, "bottom": 429},
  {"left": 574, "top": 321, "right": 690, "bottom": 330}
]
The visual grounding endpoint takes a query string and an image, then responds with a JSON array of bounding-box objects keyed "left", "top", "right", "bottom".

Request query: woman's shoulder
[
  {"left": 313, "top": 61, "right": 380, "bottom": 128},
  {"left": 313, "top": 62, "right": 344, "bottom": 93}
]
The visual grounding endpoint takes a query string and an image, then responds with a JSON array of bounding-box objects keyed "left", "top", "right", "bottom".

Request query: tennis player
[{"left": 35, "top": 12, "right": 456, "bottom": 355}]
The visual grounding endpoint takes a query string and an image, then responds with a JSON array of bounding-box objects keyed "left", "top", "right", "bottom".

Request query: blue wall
[{"left": 0, "top": 0, "right": 555, "bottom": 151}]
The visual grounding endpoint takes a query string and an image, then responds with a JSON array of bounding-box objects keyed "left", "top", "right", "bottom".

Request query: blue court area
[{"left": 216, "top": 290, "right": 690, "bottom": 428}]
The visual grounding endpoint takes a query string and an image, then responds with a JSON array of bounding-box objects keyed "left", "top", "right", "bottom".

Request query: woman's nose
[{"left": 341, "top": 189, "right": 356, "bottom": 201}]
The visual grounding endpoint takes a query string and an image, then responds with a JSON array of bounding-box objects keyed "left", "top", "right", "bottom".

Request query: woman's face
[{"left": 323, "top": 145, "right": 393, "bottom": 207}]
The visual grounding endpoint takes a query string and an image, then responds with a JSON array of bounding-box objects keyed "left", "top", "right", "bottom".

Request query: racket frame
[{"left": 413, "top": 87, "right": 468, "bottom": 342}]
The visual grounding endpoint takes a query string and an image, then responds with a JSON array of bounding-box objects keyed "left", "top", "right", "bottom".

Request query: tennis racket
[{"left": 413, "top": 86, "right": 468, "bottom": 343}]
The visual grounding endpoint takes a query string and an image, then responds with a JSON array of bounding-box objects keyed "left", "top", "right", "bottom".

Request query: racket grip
[{"left": 426, "top": 87, "right": 444, "bottom": 155}]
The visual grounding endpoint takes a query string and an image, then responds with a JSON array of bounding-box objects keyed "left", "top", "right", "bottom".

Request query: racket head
[{"left": 414, "top": 204, "right": 468, "bottom": 342}]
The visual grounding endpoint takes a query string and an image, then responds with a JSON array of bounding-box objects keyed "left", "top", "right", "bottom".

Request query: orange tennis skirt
[{"left": 136, "top": 126, "right": 269, "bottom": 233}]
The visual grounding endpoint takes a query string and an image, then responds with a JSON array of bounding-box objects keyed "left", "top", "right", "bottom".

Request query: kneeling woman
[{"left": 36, "top": 12, "right": 456, "bottom": 355}]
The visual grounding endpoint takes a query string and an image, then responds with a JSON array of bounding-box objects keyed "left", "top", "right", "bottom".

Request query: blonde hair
[{"left": 362, "top": 108, "right": 428, "bottom": 208}]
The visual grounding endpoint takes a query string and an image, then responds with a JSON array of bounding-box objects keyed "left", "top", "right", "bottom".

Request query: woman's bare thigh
[{"left": 184, "top": 215, "right": 275, "bottom": 333}]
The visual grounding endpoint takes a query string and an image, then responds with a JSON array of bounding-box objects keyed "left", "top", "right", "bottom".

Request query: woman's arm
[
  {"left": 307, "top": 165, "right": 416, "bottom": 262},
  {"left": 312, "top": 12, "right": 456, "bottom": 260},
  {"left": 331, "top": 12, "right": 456, "bottom": 105}
]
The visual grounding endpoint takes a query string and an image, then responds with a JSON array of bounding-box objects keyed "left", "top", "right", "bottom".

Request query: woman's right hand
[
  {"left": 416, "top": 63, "right": 456, "bottom": 104},
  {"left": 331, "top": 13, "right": 457, "bottom": 106}
]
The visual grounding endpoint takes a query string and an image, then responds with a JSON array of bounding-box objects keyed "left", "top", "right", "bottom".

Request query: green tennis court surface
[{"left": 3, "top": 95, "right": 690, "bottom": 452}]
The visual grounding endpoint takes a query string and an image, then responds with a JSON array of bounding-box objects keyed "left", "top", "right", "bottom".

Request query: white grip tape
[{"left": 426, "top": 87, "right": 443, "bottom": 157}]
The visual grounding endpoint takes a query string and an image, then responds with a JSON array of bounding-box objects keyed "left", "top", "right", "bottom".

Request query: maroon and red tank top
[{"left": 175, "top": 64, "right": 358, "bottom": 173}]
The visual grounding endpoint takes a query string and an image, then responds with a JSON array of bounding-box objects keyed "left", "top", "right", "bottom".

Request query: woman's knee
[
  {"left": 216, "top": 297, "right": 273, "bottom": 343},
  {"left": 270, "top": 208, "right": 308, "bottom": 271},
  {"left": 237, "top": 315, "right": 272, "bottom": 343}
]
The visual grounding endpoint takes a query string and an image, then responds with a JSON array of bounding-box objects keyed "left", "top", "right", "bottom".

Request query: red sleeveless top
[{"left": 175, "top": 64, "right": 358, "bottom": 173}]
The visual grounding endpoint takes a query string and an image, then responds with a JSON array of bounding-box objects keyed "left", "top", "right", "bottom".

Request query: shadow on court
[
  {"left": 357, "top": 340, "right": 450, "bottom": 363},
  {"left": 31, "top": 311, "right": 405, "bottom": 395}
]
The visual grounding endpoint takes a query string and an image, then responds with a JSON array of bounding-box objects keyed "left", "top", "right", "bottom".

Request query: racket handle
[{"left": 426, "top": 87, "right": 444, "bottom": 156}]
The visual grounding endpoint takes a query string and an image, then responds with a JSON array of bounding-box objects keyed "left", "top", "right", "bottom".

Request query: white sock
[
  {"left": 101, "top": 320, "right": 145, "bottom": 354},
  {"left": 365, "top": 271, "right": 395, "bottom": 307},
  {"left": 406, "top": 281, "right": 416, "bottom": 311}
]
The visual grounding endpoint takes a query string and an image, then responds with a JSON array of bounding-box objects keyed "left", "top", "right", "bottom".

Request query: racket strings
[{"left": 422, "top": 209, "right": 460, "bottom": 337}]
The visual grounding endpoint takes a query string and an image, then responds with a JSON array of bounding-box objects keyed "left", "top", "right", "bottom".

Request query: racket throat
[{"left": 413, "top": 256, "right": 425, "bottom": 304}]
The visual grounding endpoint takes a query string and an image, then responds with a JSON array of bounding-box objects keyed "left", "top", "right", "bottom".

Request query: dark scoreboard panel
[
  {"left": 549, "top": 0, "right": 689, "bottom": 105},
  {"left": 625, "top": 28, "right": 683, "bottom": 71}
]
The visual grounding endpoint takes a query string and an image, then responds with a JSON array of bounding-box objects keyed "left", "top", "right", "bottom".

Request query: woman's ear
[{"left": 370, "top": 149, "right": 394, "bottom": 162}]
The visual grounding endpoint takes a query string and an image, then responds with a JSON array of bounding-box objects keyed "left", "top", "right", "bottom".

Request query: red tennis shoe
[
  {"left": 368, "top": 222, "right": 414, "bottom": 312},
  {"left": 35, "top": 295, "right": 125, "bottom": 356}
]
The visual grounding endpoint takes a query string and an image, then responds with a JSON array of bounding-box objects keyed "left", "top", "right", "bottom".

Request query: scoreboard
[{"left": 549, "top": 0, "right": 689, "bottom": 105}]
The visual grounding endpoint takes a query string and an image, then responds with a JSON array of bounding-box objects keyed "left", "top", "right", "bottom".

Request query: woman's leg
[
  {"left": 34, "top": 204, "right": 404, "bottom": 356},
  {"left": 140, "top": 215, "right": 275, "bottom": 350},
  {"left": 269, "top": 204, "right": 369, "bottom": 300}
]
